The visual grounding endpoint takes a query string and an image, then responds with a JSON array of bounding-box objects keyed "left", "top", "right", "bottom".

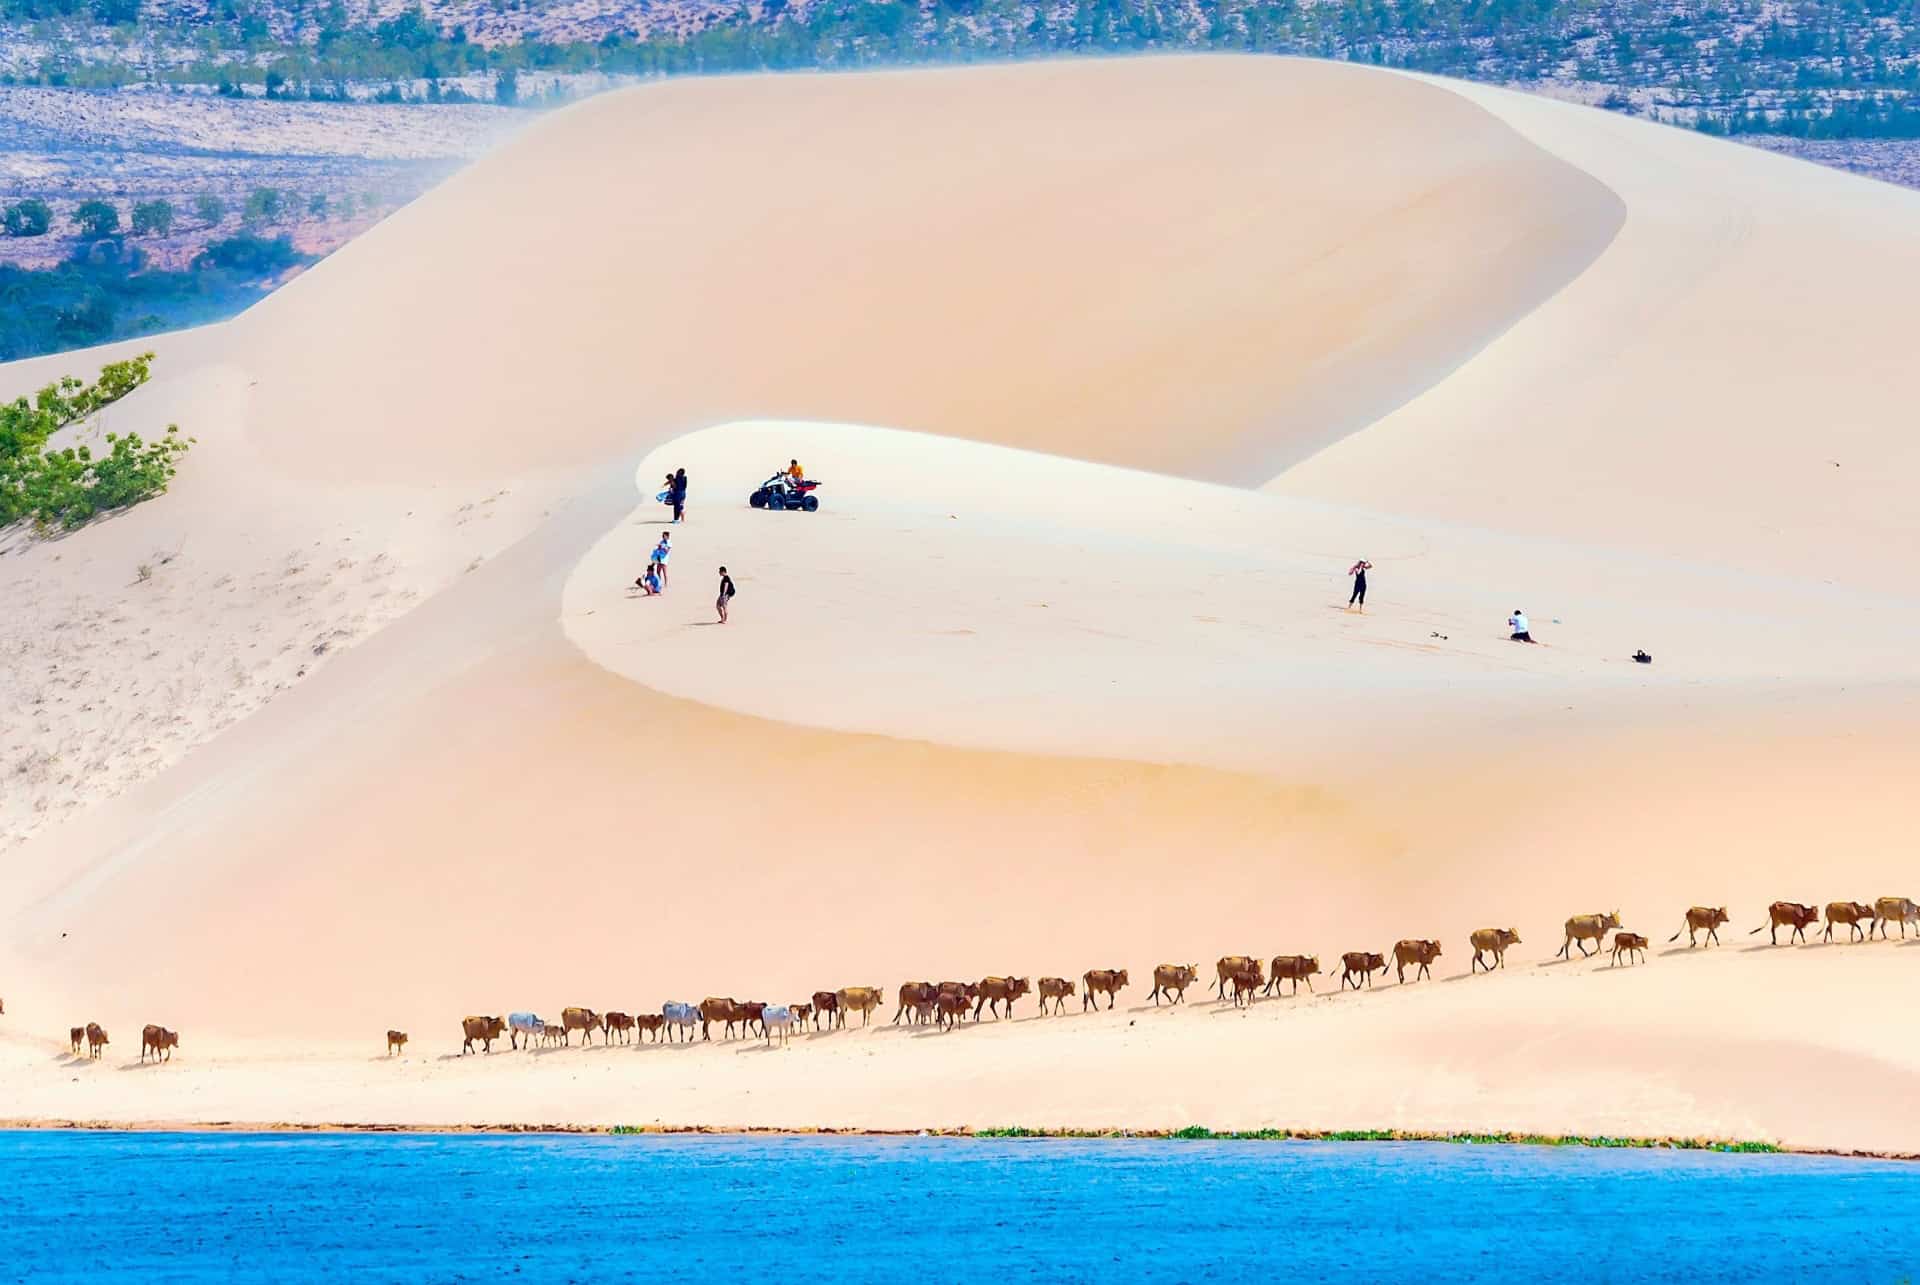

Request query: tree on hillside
[
  {"left": 2, "top": 198, "right": 52, "bottom": 238},
  {"left": 131, "top": 199, "right": 175, "bottom": 237},
  {"left": 71, "top": 200, "right": 120, "bottom": 239},
  {"left": 494, "top": 66, "right": 518, "bottom": 105},
  {"left": 242, "top": 187, "right": 285, "bottom": 226},
  {"left": 193, "top": 194, "right": 227, "bottom": 227},
  {"left": 307, "top": 193, "right": 329, "bottom": 219}
]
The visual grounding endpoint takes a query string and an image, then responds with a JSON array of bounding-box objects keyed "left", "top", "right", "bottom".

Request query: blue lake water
[{"left": 0, "top": 1131, "right": 1912, "bottom": 1282}]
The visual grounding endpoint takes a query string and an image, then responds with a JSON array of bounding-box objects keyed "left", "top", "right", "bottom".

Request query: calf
[
  {"left": 1036, "top": 977, "right": 1076, "bottom": 1014},
  {"left": 1211, "top": 956, "right": 1259, "bottom": 1000},
  {"left": 1225, "top": 960, "right": 1263, "bottom": 1008},
  {"left": 540, "top": 1023, "right": 566, "bottom": 1048},
  {"left": 1873, "top": 896, "right": 1920, "bottom": 940},
  {"left": 1393, "top": 939, "right": 1442, "bottom": 984},
  {"left": 70, "top": 1026, "right": 84, "bottom": 1056},
  {"left": 1149, "top": 963, "right": 1199, "bottom": 1006},
  {"left": 1264, "top": 955, "right": 1321, "bottom": 997},
  {"left": 1824, "top": 901, "right": 1876, "bottom": 943},
  {"left": 894, "top": 982, "right": 938, "bottom": 1026},
  {"left": 635, "top": 1014, "right": 666, "bottom": 1043},
  {"left": 1668, "top": 906, "right": 1730, "bottom": 948},
  {"left": 140, "top": 1025, "right": 178, "bottom": 1063},
  {"left": 1750, "top": 902, "right": 1818, "bottom": 945},
  {"left": 836, "top": 987, "right": 884, "bottom": 1027},
  {"left": 605, "top": 1012, "right": 636, "bottom": 1044},
  {"left": 811, "top": 991, "right": 840, "bottom": 1030},
  {"left": 1557, "top": 912, "right": 1622, "bottom": 959},
  {"left": 1340, "top": 952, "right": 1387, "bottom": 990},
  {"left": 386, "top": 1030, "right": 408, "bottom": 1056},
  {"left": 507, "top": 1012, "right": 545, "bottom": 1050},
  {"left": 791, "top": 1003, "right": 814, "bottom": 1031},
  {"left": 1469, "top": 928, "right": 1520, "bottom": 973},
  {"left": 1610, "top": 931, "right": 1649, "bottom": 966},
  {"left": 935, "top": 992, "right": 973, "bottom": 1029},
  {"left": 662, "top": 1002, "right": 699, "bottom": 1042},
  {"left": 461, "top": 1015, "right": 507, "bottom": 1054},
  {"left": 973, "top": 976, "right": 1030, "bottom": 1020},
  {"left": 762, "top": 1005, "right": 794, "bottom": 1047},
  {"left": 560, "top": 1007, "right": 605, "bottom": 1046},
  {"left": 87, "top": 1022, "right": 108, "bottom": 1059}
]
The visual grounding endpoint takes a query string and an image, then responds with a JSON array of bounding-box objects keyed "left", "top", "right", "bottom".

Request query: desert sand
[{"left": 3, "top": 56, "right": 1918, "bottom": 1155}]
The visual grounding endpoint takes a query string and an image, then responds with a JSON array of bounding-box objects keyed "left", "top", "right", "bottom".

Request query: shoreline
[{"left": 3, "top": 1118, "right": 1911, "bottom": 1160}]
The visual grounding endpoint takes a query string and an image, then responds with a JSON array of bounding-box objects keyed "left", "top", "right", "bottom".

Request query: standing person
[
  {"left": 1347, "top": 559, "right": 1372, "bottom": 610},
  {"left": 1508, "top": 608, "right": 1536, "bottom": 643},
  {"left": 651, "top": 532, "right": 671, "bottom": 588},
  {"left": 670, "top": 469, "right": 688, "bottom": 524},
  {"left": 716, "top": 566, "right": 736, "bottom": 624}
]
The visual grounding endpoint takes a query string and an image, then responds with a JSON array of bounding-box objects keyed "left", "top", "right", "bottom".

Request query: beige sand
[{"left": 3, "top": 57, "right": 1918, "bottom": 1154}]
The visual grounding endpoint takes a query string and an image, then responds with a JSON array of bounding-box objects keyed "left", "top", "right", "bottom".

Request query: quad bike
[{"left": 749, "top": 472, "right": 821, "bottom": 512}]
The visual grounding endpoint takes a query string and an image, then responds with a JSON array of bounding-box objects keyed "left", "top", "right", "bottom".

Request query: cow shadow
[
  {"left": 1739, "top": 941, "right": 1802, "bottom": 953},
  {"left": 115, "top": 1059, "right": 174, "bottom": 1071}
]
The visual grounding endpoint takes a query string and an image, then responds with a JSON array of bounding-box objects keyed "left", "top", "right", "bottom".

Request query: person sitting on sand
[
  {"left": 1509, "top": 608, "right": 1536, "bottom": 643},
  {"left": 636, "top": 565, "right": 662, "bottom": 596},
  {"left": 717, "top": 565, "right": 736, "bottom": 624},
  {"left": 1347, "top": 559, "right": 1372, "bottom": 610},
  {"left": 651, "top": 533, "right": 671, "bottom": 587}
]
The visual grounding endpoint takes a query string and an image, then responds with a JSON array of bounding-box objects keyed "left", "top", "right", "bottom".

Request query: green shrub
[
  {"left": 0, "top": 353, "right": 193, "bottom": 532},
  {"left": 131, "top": 199, "right": 175, "bottom": 236},
  {"left": 193, "top": 194, "right": 227, "bottom": 226},
  {"left": 71, "top": 199, "right": 120, "bottom": 239},
  {"left": 3, "top": 198, "right": 52, "bottom": 237}
]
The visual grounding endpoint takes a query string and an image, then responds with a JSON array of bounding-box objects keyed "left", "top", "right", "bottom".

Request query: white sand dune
[{"left": 3, "top": 56, "right": 1918, "bottom": 1153}]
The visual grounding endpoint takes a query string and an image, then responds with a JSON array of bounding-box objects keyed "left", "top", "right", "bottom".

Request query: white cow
[
  {"left": 507, "top": 1012, "right": 545, "bottom": 1051},
  {"left": 761, "top": 1005, "right": 793, "bottom": 1048},
  {"left": 662, "top": 1001, "right": 699, "bottom": 1043}
]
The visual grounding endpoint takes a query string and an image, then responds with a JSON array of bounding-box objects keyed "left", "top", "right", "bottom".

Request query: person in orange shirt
[{"left": 787, "top": 458, "right": 805, "bottom": 483}]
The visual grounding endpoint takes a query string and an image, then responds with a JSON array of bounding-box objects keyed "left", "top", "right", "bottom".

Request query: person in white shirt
[{"left": 1508, "top": 609, "right": 1536, "bottom": 643}]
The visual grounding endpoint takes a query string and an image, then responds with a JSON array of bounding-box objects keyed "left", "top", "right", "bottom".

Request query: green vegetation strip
[{"left": 606, "top": 1123, "right": 1777, "bottom": 1151}]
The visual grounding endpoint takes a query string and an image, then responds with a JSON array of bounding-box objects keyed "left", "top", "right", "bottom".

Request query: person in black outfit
[
  {"left": 716, "top": 565, "right": 736, "bottom": 624},
  {"left": 1347, "top": 559, "right": 1372, "bottom": 610},
  {"left": 670, "top": 468, "right": 688, "bottom": 523}
]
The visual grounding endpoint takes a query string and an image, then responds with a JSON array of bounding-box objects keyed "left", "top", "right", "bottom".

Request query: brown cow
[
  {"left": 635, "top": 1014, "right": 666, "bottom": 1042},
  {"left": 1340, "top": 952, "right": 1387, "bottom": 990},
  {"left": 1211, "top": 956, "right": 1260, "bottom": 1000},
  {"left": 1225, "top": 960, "right": 1263, "bottom": 1008},
  {"left": 1872, "top": 896, "right": 1920, "bottom": 940},
  {"left": 894, "top": 982, "right": 939, "bottom": 1025},
  {"left": 1749, "top": 902, "right": 1818, "bottom": 945},
  {"left": 1264, "top": 955, "right": 1321, "bottom": 997},
  {"left": 1667, "top": 906, "right": 1730, "bottom": 948},
  {"left": 70, "top": 1026, "right": 85, "bottom": 1056},
  {"left": 699, "top": 997, "right": 740, "bottom": 1041},
  {"left": 973, "top": 977, "right": 1031, "bottom": 1020},
  {"left": 811, "top": 991, "right": 840, "bottom": 1030},
  {"left": 935, "top": 991, "right": 973, "bottom": 1029},
  {"left": 461, "top": 1015, "right": 506, "bottom": 1054},
  {"left": 1036, "top": 977, "right": 1076, "bottom": 1014},
  {"left": 1469, "top": 929, "right": 1520, "bottom": 973},
  {"left": 836, "top": 986, "right": 884, "bottom": 1027},
  {"left": 1393, "top": 939, "right": 1442, "bottom": 984},
  {"left": 541, "top": 1022, "right": 566, "bottom": 1048},
  {"left": 86, "top": 1023, "right": 109, "bottom": 1059},
  {"left": 735, "top": 1001, "right": 768, "bottom": 1037},
  {"left": 792, "top": 1003, "right": 814, "bottom": 1030},
  {"left": 1082, "top": 968, "right": 1128, "bottom": 1011},
  {"left": 1824, "top": 902, "right": 1876, "bottom": 943},
  {"left": 560, "top": 1007, "right": 605, "bottom": 1045},
  {"left": 605, "top": 1012, "right": 636, "bottom": 1044},
  {"left": 1557, "top": 912, "right": 1622, "bottom": 959},
  {"left": 140, "top": 1025, "right": 178, "bottom": 1063},
  {"left": 1149, "top": 963, "right": 1199, "bottom": 1006},
  {"left": 1610, "top": 931, "right": 1650, "bottom": 966},
  {"left": 386, "top": 1030, "right": 408, "bottom": 1055}
]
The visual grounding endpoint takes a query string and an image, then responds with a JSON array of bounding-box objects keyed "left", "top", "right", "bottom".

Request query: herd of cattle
[
  {"left": 41, "top": 899, "right": 1916, "bottom": 1062},
  {"left": 434, "top": 897, "right": 1920, "bottom": 1054}
]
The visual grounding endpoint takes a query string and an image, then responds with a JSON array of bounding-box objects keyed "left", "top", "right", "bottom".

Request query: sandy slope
[{"left": 3, "top": 57, "right": 1919, "bottom": 1151}]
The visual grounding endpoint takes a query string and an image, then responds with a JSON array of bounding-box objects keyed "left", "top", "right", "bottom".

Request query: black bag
[{"left": 1632, "top": 650, "right": 1652, "bottom": 664}]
